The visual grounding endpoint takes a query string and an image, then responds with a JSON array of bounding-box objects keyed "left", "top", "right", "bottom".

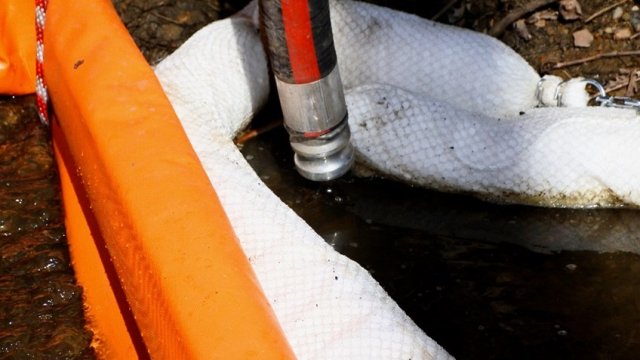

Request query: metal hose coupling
[
  {"left": 275, "top": 67, "right": 353, "bottom": 181},
  {"left": 260, "top": 0, "right": 353, "bottom": 181}
]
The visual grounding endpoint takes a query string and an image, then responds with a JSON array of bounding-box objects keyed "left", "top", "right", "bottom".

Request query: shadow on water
[{"left": 240, "top": 107, "right": 640, "bottom": 360}]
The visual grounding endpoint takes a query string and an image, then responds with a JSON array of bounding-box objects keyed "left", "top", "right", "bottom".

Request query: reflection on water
[{"left": 240, "top": 118, "right": 640, "bottom": 360}]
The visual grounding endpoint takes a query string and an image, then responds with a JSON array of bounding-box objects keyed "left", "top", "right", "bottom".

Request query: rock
[
  {"left": 559, "top": 0, "right": 582, "bottom": 21},
  {"left": 613, "top": 6, "right": 624, "bottom": 20},
  {"left": 632, "top": 11, "right": 640, "bottom": 32},
  {"left": 613, "top": 27, "right": 632, "bottom": 40},
  {"left": 573, "top": 28, "right": 594, "bottom": 47},
  {"left": 157, "top": 23, "right": 184, "bottom": 43}
]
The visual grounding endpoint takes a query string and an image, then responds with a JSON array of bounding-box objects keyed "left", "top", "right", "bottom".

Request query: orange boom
[{"left": 1, "top": 0, "right": 295, "bottom": 358}]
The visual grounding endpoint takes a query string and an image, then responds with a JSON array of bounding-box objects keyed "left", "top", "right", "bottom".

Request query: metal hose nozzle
[{"left": 260, "top": 0, "right": 353, "bottom": 181}]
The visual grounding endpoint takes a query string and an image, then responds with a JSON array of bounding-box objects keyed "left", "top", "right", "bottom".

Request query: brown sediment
[{"left": 0, "top": 96, "right": 95, "bottom": 358}]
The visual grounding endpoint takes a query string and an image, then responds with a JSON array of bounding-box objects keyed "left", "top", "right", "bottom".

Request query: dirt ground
[{"left": 113, "top": 0, "right": 640, "bottom": 97}]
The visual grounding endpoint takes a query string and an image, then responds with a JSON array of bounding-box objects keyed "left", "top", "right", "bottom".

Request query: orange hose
[{"left": 41, "top": 0, "right": 295, "bottom": 358}]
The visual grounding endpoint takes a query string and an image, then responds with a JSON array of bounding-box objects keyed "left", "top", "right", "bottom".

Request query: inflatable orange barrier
[
  {"left": 0, "top": 1, "right": 36, "bottom": 94},
  {"left": 54, "top": 131, "right": 144, "bottom": 359},
  {"left": 3, "top": 0, "right": 296, "bottom": 358}
]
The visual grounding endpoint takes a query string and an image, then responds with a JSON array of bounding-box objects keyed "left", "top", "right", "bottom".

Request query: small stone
[
  {"left": 559, "top": 0, "right": 583, "bottom": 21},
  {"left": 604, "top": 27, "right": 614, "bottom": 34},
  {"left": 632, "top": 11, "right": 640, "bottom": 32},
  {"left": 447, "top": 4, "right": 465, "bottom": 23},
  {"left": 565, "top": 263, "right": 577, "bottom": 271},
  {"left": 157, "top": 24, "right": 183, "bottom": 42},
  {"left": 613, "top": 6, "right": 624, "bottom": 20},
  {"left": 573, "top": 28, "right": 594, "bottom": 47},
  {"left": 633, "top": 5, "right": 639, "bottom": 12},
  {"left": 613, "top": 27, "right": 632, "bottom": 40},
  {"left": 514, "top": 19, "right": 532, "bottom": 41}
]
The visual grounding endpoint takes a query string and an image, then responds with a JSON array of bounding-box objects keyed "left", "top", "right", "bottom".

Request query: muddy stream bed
[{"left": 2, "top": 0, "right": 640, "bottom": 359}]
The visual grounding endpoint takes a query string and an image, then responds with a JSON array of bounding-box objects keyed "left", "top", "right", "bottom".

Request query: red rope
[{"left": 35, "top": 0, "right": 49, "bottom": 126}]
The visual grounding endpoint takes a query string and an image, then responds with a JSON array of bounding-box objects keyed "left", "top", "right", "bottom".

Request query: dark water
[
  {"left": 240, "top": 108, "right": 640, "bottom": 360},
  {"left": 0, "top": 97, "right": 94, "bottom": 359}
]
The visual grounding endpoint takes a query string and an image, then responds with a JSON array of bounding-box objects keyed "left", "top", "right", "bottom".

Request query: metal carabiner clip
[
  {"left": 596, "top": 95, "right": 640, "bottom": 110},
  {"left": 584, "top": 78, "right": 640, "bottom": 111}
]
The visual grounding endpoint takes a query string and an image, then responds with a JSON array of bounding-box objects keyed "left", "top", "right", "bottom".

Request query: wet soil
[
  {"left": 111, "top": 0, "right": 230, "bottom": 64},
  {"left": 0, "top": 97, "right": 94, "bottom": 359}
]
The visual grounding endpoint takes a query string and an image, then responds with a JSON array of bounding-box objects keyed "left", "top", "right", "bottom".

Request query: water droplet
[{"left": 565, "top": 263, "right": 577, "bottom": 271}]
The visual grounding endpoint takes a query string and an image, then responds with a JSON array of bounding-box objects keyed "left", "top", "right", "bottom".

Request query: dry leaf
[
  {"left": 527, "top": 9, "right": 558, "bottom": 28},
  {"left": 572, "top": 28, "right": 593, "bottom": 47},
  {"left": 607, "top": 76, "right": 628, "bottom": 89},
  {"left": 606, "top": 72, "right": 631, "bottom": 89},
  {"left": 603, "top": 70, "right": 640, "bottom": 96},
  {"left": 559, "top": 0, "right": 583, "bottom": 21},
  {"left": 625, "top": 71, "right": 638, "bottom": 97}
]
